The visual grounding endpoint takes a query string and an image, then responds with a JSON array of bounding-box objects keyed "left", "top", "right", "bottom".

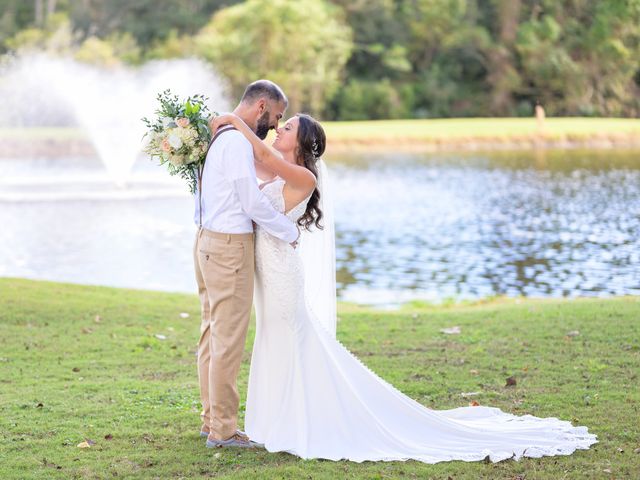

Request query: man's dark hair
[{"left": 240, "top": 80, "right": 288, "bottom": 106}]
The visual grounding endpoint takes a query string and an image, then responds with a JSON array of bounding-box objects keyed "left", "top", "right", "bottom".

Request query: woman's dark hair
[{"left": 295, "top": 113, "right": 325, "bottom": 231}]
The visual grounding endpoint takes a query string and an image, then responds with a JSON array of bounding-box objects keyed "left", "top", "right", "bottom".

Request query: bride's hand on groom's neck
[{"left": 209, "top": 112, "right": 236, "bottom": 133}]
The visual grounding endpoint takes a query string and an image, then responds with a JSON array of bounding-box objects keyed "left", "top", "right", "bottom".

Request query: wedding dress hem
[{"left": 257, "top": 438, "right": 596, "bottom": 464}]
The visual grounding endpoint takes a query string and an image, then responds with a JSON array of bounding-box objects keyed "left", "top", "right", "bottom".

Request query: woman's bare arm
[{"left": 210, "top": 113, "right": 316, "bottom": 193}]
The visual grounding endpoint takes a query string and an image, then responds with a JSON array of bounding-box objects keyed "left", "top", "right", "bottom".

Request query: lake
[{"left": 1, "top": 149, "right": 639, "bottom": 305}]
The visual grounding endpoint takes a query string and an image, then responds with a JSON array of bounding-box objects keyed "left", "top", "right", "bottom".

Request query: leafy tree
[
  {"left": 484, "top": 0, "right": 523, "bottom": 115},
  {"left": 68, "top": 0, "right": 238, "bottom": 49},
  {"left": 195, "top": 0, "right": 353, "bottom": 116},
  {"left": 329, "top": 78, "right": 411, "bottom": 120},
  {"left": 401, "top": 0, "right": 491, "bottom": 117},
  {"left": 74, "top": 32, "right": 141, "bottom": 66},
  {"left": 329, "top": 0, "right": 411, "bottom": 80},
  {"left": 3, "top": 11, "right": 73, "bottom": 54},
  {"left": 516, "top": 0, "right": 640, "bottom": 116},
  {"left": 515, "top": 12, "right": 582, "bottom": 114},
  {"left": 145, "top": 30, "right": 195, "bottom": 61},
  {"left": 1, "top": 0, "right": 639, "bottom": 118},
  {"left": 0, "top": 0, "right": 70, "bottom": 53}
]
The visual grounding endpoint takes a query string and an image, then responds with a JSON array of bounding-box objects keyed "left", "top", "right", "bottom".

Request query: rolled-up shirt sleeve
[{"left": 223, "top": 134, "right": 299, "bottom": 243}]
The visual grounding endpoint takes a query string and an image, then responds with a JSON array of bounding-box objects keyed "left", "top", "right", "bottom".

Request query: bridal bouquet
[{"left": 142, "top": 90, "right": 215, "bottom": 193}]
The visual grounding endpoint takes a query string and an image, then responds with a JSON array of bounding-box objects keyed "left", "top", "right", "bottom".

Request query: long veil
[{"left": 299, "top": 159, "right": 337, "bottom": 337}]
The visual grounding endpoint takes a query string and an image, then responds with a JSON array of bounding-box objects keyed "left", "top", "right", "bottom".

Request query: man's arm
[
  {"left": 223, "top": 134, "right": 299, "bottom": 243},
  {"left": 233, "top": 178, "right": 299, "bottom": 243}
]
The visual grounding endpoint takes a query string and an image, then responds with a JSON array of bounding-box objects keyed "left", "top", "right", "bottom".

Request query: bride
[{"left": 209, "top": 112, "right": 597, "bottom": 463}]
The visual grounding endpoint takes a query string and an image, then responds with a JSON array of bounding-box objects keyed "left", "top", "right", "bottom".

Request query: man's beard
[{"left": 255, "top": 110, "right": 271, "bottom": 140}]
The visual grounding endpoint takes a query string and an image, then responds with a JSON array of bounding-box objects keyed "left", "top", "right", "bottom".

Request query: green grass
[
  {"left": 3, "top": 117, "right": 640, "bottom": 145},
  {"left": 324, "top": 117, "right": 640, "bottom": 142},
  {"left": 1, "top": 278, "right": 639, "bottom": 479}
]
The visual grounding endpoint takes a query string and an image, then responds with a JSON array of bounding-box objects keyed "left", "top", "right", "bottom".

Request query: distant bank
[
  {"left": 322, "top": 117, "right": 640, "bottom": 153},
  {"left": 2, "top": 117, "right": 640, "bottom": 157}
]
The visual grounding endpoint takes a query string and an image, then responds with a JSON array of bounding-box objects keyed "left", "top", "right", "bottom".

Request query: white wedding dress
[{"left": 245, "top": 177, "right": 597, "bottom": 463}]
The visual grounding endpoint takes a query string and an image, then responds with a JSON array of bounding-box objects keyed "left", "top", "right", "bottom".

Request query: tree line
[{"left": 1, "top": 0, "right": 639, "bottom": 120}]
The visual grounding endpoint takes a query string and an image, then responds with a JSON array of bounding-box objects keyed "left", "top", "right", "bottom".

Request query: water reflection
[
  {"left": 330, "top": 150, "right": 640, "bottom": 303},
  {"left": 0, "top": 149, "right": 638, "bottom": 305}
]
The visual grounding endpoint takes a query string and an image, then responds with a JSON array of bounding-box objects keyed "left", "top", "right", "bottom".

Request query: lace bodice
[
  {"left": 254, "top": 177, "right": 311, "bottom": 333},
  {"left": 255, "top": 178, "right": 311, "bottom": 282},
  {"left": 260, "top": 177, "right": 310, "bottom": 222}
]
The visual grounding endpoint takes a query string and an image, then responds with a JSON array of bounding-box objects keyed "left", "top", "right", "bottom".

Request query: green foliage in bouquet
[{"left": 142, "top": 89, "right": 216, "bottom": 194}]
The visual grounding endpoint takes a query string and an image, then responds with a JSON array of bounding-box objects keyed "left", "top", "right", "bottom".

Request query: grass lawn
[
  {"left": 322, "top": 117, "right": 640, "bottom": 144},
  {"left": 0, "top": 278, "right": 638, "bottom": 479},
  {"left": 2, "top": 117, "right": 640, "bottom": 147}
]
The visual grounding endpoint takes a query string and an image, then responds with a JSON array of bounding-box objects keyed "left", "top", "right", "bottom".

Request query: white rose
[
  {"left": 161, "top": 116, "right": 173, "bottom": 128},
  {"left": 168, "top": 133, "right": 183, "bottom": 149}
]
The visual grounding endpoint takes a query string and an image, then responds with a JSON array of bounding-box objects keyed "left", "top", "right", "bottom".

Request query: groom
[{"left": 193, "top": 80, "right": 299, "bottom": 448}]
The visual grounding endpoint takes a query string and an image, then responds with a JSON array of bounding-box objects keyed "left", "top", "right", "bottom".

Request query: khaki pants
[{"left": 193, "top": 227, "right": 255, "bottom": 440}]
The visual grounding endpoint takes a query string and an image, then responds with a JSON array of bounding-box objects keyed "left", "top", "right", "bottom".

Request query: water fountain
[{"left": 0, "top": 53, "right": 229, "bottom": 191}]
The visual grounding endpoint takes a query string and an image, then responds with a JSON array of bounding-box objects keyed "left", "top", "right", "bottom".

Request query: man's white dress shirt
[{"left": 194, "top": 128, "right": 298, "bottom": 243}]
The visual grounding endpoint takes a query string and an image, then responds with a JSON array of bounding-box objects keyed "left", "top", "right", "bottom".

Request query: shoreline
[
  {"left": 324, "top": 117, "right": 640, "bottom": 153},
  {"left": 2, "top": 118, "right": 640, "bottom": 157},
  {"left": 1, "top": 276, "right": 636, "bottom": 311},
  {"left": 325, "top": 134, "right": 640, "bottom": 153}
]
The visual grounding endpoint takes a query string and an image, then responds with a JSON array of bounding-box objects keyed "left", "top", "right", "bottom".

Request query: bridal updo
[{"left": 295, "top": 113, "right": 325, "bottom": 231}]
